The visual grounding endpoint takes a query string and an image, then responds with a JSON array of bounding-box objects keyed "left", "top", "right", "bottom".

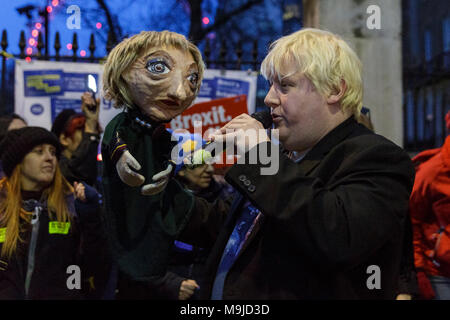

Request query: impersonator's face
[
  {"left": 122, "top": 45, "right": 199, "bottom": 122},
  {"left": 264, "top": 59, "right": 332, "bottom": 153}
]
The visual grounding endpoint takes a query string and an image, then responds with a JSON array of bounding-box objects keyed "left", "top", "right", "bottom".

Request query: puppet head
[{"left": 103, "top": 30, "right": 204, "bottom": 123}]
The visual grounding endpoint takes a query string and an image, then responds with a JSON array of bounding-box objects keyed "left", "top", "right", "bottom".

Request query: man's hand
[
  {"left": 209, "top": 113, "right": 270, "bottom": 155},
  {"left": 141, "top": 163, "right": 173, "bottom": 195},
  {"left": 81, "top": 91, "right": 100, "bottom": 134},
  {"left": 179, "top": 279, "right": 200, "bottom": 300},
  {"left": 116, "top": 150, "right": 145, "bottom": 187}
]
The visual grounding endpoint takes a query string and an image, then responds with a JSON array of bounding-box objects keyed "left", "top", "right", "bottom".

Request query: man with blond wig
[
  {"left": 195, "top": 28, "right": 415, "bottom": 299},
  {"left": 100, "top": 30, "right": 207, "bottom": 289}
]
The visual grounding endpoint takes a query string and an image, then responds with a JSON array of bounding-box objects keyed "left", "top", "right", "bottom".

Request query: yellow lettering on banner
[
  {"left": 26, "top": 74, "right": 61, "bottom": 93},
  {"left": 49, "top": 222, "right": 71, "bottom": 235},
  {"left": 0, "top": 228, "right": 5, "bottom": 243}
]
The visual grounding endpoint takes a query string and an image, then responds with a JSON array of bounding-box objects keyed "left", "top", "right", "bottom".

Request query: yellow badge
[
  {"left": 49, "top": 222, "right": 70, "bottom": 235},
  {"left": 0, "top": 228, "right": 5, "bottom": 243}
]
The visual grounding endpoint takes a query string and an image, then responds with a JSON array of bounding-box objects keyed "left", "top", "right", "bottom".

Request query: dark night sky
[{"left": 0, "top": 0, "right": 174, "bottom": 58}]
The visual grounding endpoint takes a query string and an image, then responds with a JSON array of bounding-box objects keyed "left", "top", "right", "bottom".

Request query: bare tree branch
[
  {"left": 80, "top": 9, "right": 108, "bottom": 45},
  {"left": 187, "top": 0, "right": 203, "bottom": 42},
  {"left": 95, "top": 0, "right": 122, "bottom": 45},
  {"left": 187, "top": 0, "right": 264, "bottom": 44}
]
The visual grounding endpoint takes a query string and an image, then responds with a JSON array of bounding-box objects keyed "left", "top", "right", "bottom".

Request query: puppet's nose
[{"left": 168, "top": 73, "right": 188, "bottom": 103}]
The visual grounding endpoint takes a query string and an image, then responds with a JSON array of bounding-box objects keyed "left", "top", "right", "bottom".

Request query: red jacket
[{"left": 410, "top": 136, "right": 450, "bottom": 278}]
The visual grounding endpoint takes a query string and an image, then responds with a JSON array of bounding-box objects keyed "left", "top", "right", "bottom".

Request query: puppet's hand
[
  {"left": 116, "top": 150, "right": 145, "bottom": 187},
  {"left": 141, "top": 163, "right": 173, "bottom": 195}
]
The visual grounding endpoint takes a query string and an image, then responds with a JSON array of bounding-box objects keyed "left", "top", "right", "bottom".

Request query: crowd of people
[{"left": 0, "top": 27, "right": 448, "bottom": 300}]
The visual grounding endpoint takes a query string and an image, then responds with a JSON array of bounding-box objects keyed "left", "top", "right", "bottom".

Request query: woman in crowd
[{"left": 0, "top": 126, "right": 101, "bottom": 299}]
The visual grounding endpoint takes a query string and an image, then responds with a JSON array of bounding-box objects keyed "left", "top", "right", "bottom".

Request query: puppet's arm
[
  {"left": 140, "top": 148, "right": 212, "bottom": 195},
  {"left": 110, "top": 130, "right": 176, "bottom": 195},
  {"left": 141, "top": 162, "right": 174, "bottom": 195},
  {"left": 117, "top": 150, "right": 146, "bottom": 187},
  {"left": 140, "top": 143, "right": 212, "bottom": 195},
  {"left": 110, "top": 131, "right": 145, "bottom": 187}
]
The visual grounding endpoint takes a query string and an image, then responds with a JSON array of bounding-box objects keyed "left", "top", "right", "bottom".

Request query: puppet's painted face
[{"left": 122, "top": 45, "right": 199, "bottom": 122}]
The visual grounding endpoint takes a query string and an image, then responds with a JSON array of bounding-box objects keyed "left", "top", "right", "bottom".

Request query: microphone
[
  {"left": 250, "top": 110, "right": 273, "bottom": 129},
  {"left": 198, "top": 111, "right": 273, "bottom": 160}
]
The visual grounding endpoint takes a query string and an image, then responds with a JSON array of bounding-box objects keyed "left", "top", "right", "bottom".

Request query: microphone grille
[{"left": 251, "top": 110, "right": 273, "bottom": 129}]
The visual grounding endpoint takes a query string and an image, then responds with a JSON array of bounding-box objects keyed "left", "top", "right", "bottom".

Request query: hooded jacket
[{"left": 410, "top": 136, "right": 450, "bottom": 278}]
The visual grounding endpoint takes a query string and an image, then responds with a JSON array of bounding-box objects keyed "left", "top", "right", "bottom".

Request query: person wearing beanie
[
  {"left": 51, "top": 91, "right": 101, "bottom": 186},
  {"left": 0, "top": 126, "right": 104, "bottom": 299},
  {"left": 0, "top": 127, "right": 61, "bottom": 178},
  {"left": 409, "top": 111, "right": 450, "bottom": 300},
  {"left": 0, "top": 114, "right": 27, "bottom": 178}
]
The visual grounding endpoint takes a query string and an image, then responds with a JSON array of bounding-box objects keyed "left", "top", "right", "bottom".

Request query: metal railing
[
  {"left": 0, "top": 28, "right": 263, "bottom": 115},
  {"left": 403, "top": 51, "right": 450, "bottom": 151}
]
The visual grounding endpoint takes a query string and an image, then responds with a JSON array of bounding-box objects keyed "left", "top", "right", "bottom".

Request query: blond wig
[{"left": 261, "top": 28, "right": 363, "bottom": 117}]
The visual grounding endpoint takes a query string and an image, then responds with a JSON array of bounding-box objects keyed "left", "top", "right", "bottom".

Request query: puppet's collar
[
  {"left": 124, "top": 106, "right": 171, "bottom": 129},
  {"left": 134, "top": 114, "right": 154, "bottom": 129}
]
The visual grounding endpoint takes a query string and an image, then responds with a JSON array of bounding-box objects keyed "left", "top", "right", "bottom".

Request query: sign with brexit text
[
  {"left": 166, "top": 94, "right": 248, "bottom": 138},
  {"left": 166, "top": 95, "right": 249, "bottom": 170}
]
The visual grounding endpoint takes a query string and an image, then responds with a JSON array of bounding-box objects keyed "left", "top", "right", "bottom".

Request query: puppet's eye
[
  {"left": 146, "top": 59, "right": 170, "bottom": 74},
  {"left": 187, "top": 73, "right": 199, "bottom": 86}
]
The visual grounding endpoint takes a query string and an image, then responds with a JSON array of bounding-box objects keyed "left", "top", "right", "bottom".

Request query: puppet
[{"left": 101, "top": 31, "right": 205, "bottom": 280}]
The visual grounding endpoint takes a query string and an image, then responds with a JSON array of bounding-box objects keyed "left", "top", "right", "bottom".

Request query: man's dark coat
[{"left": 188, "top": 116, "right": 415, "bottom": 299}]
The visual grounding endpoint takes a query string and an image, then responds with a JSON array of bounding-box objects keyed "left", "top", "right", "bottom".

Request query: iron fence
[
  {"left": 0, "top": 29, "right": 263, "bottom": 116},
  {"left": 403, "top": 51, "right": 450, "bottom": 151}
]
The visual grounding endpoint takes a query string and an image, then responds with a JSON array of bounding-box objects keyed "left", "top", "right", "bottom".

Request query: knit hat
[
  {"left": 0, "top": 126, "right": 61, "bottom": 177},
  {"left": 51, "top": 108, "right": 78, "bottom": 138}
]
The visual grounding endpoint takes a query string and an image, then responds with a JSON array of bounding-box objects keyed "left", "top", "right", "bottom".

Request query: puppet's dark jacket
[{"left": 101, "top": 110, "right": 195, "bottom": 281}]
